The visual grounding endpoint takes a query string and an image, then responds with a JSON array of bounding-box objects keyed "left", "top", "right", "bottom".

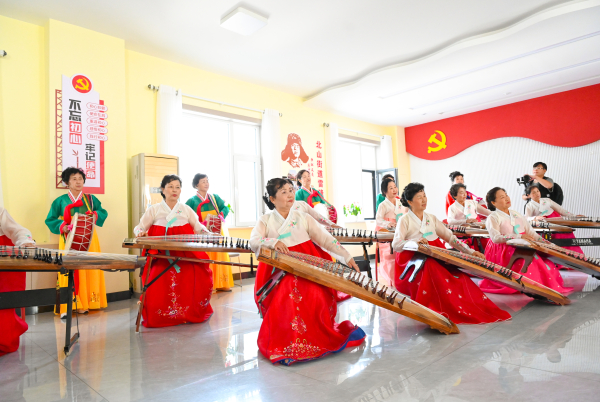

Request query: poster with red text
[
  {"left": 281, "top": 133, "right": 325, "bottom": 194},
  {"left": 59, "top": 74, "right": 107, "bottom": 194}
]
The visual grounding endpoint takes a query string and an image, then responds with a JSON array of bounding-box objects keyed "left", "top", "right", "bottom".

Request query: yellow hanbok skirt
[
  {"left": 56, "top": 230, "right": 107, "bottom": 314},
  {"left": 201, "top": 210, "right": 234, "bottom": 290}
]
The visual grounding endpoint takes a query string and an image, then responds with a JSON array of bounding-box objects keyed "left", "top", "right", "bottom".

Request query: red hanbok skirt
[
  {"left": 479, "top": 239, "right": 573, "bottom": 295},
  {"left": 141, "top": 224, "right": 213, "bottom": 328},
  {"left": 393, "top": 238, "right": 511, "bottom": 324},
  {"left": 0, "top": 235, "right": 28, "bottom": 356},
  {"left": 546, "top": 211, "right": 585, "bottom": 255},
  {"left": 254, "top": 240, "right": 365, "bottom": 365}
]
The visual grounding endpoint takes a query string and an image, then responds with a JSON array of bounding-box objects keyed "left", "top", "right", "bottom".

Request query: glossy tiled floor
[{"left": 3, "top": 272, "right": 600, "bottom": 402}]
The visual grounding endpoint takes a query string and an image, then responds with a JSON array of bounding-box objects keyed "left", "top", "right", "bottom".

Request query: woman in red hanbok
[
  {"left": 0, "top": 207, "right": 36, "bottom": 356},
  {"left": 524, "top": 184, "right": 585, "bottom": 256},
  {"left": 479, "top": 187, "right": 573, "bottom": 295},
  {"left": 134, "top": 175, "right": 214, "bottom": 328},
  {"left": 392, "top": 183, "right": 511, "bottom": 325},
  {"left": 447, "top": 183, "right": 490, "bottom": 252},
  {"left": 250, "top": 178, "right": 365, "bottom": 365}
]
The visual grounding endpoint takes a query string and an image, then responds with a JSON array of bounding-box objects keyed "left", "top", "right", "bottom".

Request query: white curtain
[
  {"left": 156, "top": 85, "right": 182, "bottom": 155},
  {"left": 324, "top": 123, "right": 343, "bottom": 222},
  {"left": 260, "top": 109, "right": 281, "bottom": 185},
  {"left": 376, "top": 135, "right": 394, "bottom": 169}
]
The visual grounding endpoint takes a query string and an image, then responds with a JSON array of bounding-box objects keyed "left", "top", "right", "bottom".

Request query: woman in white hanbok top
[
  {"left": 392, "top": 183, "right": 511, "bottom": 325},
  {"left": 375, "top": 179, "right": 408, "bottom": 287},
  {"left": 250, "top": 178, "right": 365, "bottom": 365},
  {"left": 134, "top": 175, "right": 214, "bottom": 328},
  {"left": 524, "top": 184, "right": 585, "bottom": 258},
  {"left": 478, "top": 187, "right": 572, "bottom": 295},
  {"left": 447, "top": 183, "right": 491, "bottom": 253},
  {"left": 447, "top": 184, "right": 491, "bottom": 225}
]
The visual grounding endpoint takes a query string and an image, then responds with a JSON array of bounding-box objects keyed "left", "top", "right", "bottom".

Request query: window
[
  {"left": 338, "top": 140, "right": 378, "bottom": 220},
  {"left": 175, "top": 110, "right": 262, "bottom": 227}
]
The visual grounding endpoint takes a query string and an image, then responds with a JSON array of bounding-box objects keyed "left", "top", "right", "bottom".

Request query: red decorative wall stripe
[{"left": 405, "top": 83, "right": 600, "bottom": 160}]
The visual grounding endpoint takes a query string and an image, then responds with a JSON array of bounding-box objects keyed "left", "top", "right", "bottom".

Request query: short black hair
[
  {"left": 296, "top": 169, "right": 310, "bottom": 187},
  {"left": 382, "top": 174, "right": 395, "bottom": 182},
  {"left": 400, "top": 182, "right": 425, "bottom": 208},
  {"left": 525, "top": 183, "right": 541, "bottom": 196},
  {"left": 262, "top": 178, "right": 292, "bottom": 210},
  {"left": 62, "top": 167, "right": 86, "bottom": 185},
  {"left": 486, "top": 187, "right": 506, "bottom": 211},
  {"left": 449, "top": 183, "right": 467, "bottom": 199},
  {"left": 381, "top": 178, "right": 395, "bottom": 196},
  {"left": 449, "top": 171, "right": 463, "bottom": 183},
  {"left": 192, "top": 173, "right": 207, "bottom": 189},
  {"left": 160, "top": 174, "right": 182, "bottom": 199},
  {"left": 533, "top": 162, "right": 547, "bottom": 170}
]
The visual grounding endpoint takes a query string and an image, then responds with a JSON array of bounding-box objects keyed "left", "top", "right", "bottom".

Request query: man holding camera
[{"left": 521, "top": 162, "right": 564, "bottom": 205}]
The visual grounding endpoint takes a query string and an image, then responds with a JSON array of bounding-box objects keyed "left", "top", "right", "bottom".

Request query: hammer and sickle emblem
[
  {"left": 75, "top": 78, "right": 90, "bottom": 91},
  {"left": 427, "top": 130, "right": 447, "bottom": 153}
]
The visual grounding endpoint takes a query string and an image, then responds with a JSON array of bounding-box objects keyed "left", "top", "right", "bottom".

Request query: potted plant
[{"left": 343, "top": 202, "right": 361, "bottom": 222}]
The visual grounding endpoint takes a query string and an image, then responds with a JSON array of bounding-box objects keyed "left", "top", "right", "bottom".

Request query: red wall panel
[{"left": 405, "top": 83, "right": 600, "bottom": 160}]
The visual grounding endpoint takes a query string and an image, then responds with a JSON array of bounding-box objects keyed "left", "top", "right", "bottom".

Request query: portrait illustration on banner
[{"left": 281, "top": 133, "right": 309, "bottom": 168}]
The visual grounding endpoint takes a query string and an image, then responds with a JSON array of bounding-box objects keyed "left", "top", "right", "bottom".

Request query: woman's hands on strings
[
  {"left": 274, "top": 241, "right": 289, "bottom": 253},
  {"left": 347, "top": 258, "right": 360, "bottom": 272},
  {"left": 472, "top": 251, "right": 485, "bottom": 259},
  {"left": 418, "top": 237, "right": 429, "bottom": 245}
]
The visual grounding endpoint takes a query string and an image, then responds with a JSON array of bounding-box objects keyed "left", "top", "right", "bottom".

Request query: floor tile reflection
[{"left": 2, "top": 272, "right": 600, "bottom": 401}]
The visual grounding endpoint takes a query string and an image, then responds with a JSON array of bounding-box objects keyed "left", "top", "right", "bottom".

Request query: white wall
[{"left": 409, "top": 137, "right": 600, "bottom": 258}]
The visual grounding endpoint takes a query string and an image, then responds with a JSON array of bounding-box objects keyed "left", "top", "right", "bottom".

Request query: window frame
[
  {"left": 361, "top": 169, "right": 376, "bottom": 220},
  {"left": 181, "top": 109, "right": 263, "bottom": 228},
  {"left": 339, "top": 138, "right": 379, "bottom": 221}
]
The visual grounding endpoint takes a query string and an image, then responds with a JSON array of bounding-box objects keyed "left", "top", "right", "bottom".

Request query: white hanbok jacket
[
  {"left": 250, "top": 209, "right": 351, "bottom": 263},
  {"left": 376, "top": 198, "right": 409, "bottom": 230},
  {"left": 134, "top": 201, "right": 209, "bottom": 235},
  {"left": 0, "top": 207, "right": 35, "bottom": 246},
  {"left": 447, "top": 200, "right": 491, "bottom": 225},
  {"left": 486, "top": 209, "right": 544, "bottom": 244},
  {"left": 524, "top": 198, "right": 575, "bottom": 221},
  {"left": 391, "top": 210, "right": 474, "bottom": 254}
]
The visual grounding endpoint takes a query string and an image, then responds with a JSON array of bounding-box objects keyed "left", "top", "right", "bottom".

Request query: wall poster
[
  {"left": 56, "top": 74, "right": 107, "bottom": 194},
  {"left": 281, "top": 133, "right": 325, "bottom": 194}
]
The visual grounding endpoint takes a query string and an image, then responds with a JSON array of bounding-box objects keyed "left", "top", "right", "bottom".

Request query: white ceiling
[
  {"left": 1, "top": 0, "right": 598, "bottom": 126},
  {"left": 305, "top": 0, "right": 600, "bottom": 126}
]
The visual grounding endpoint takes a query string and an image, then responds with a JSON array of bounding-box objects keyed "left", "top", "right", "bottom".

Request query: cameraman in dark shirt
[{"left": 521, "top": 162, "right": 563, "bottom": 205}]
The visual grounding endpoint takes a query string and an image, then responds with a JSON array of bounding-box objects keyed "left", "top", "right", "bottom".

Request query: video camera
[{"left": 516, "top": 174, "right": 533, "bottom": 187}]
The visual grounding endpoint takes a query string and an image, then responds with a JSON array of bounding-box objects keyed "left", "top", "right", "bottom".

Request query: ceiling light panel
[{"left": 220, "top": 7, "right": 268, "bottom": 36}]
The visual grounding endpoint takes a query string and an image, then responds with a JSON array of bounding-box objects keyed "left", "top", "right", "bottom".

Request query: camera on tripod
[{"left": 516, "top": 174, "right": 532, "bottom": 186}]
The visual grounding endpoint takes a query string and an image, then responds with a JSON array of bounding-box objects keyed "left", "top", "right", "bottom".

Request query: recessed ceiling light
[
  {"left": 505, "top": 92, "right": 511, "bottom": 95},
  {"left": 439, "top": 112, "right": 444, "bottom": 115},
  {"left": 220, "top": 7, "right": 268, "bottom": 36},
  {"left": 422, "top": 113, "right": 427, "bottom": 115}
]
